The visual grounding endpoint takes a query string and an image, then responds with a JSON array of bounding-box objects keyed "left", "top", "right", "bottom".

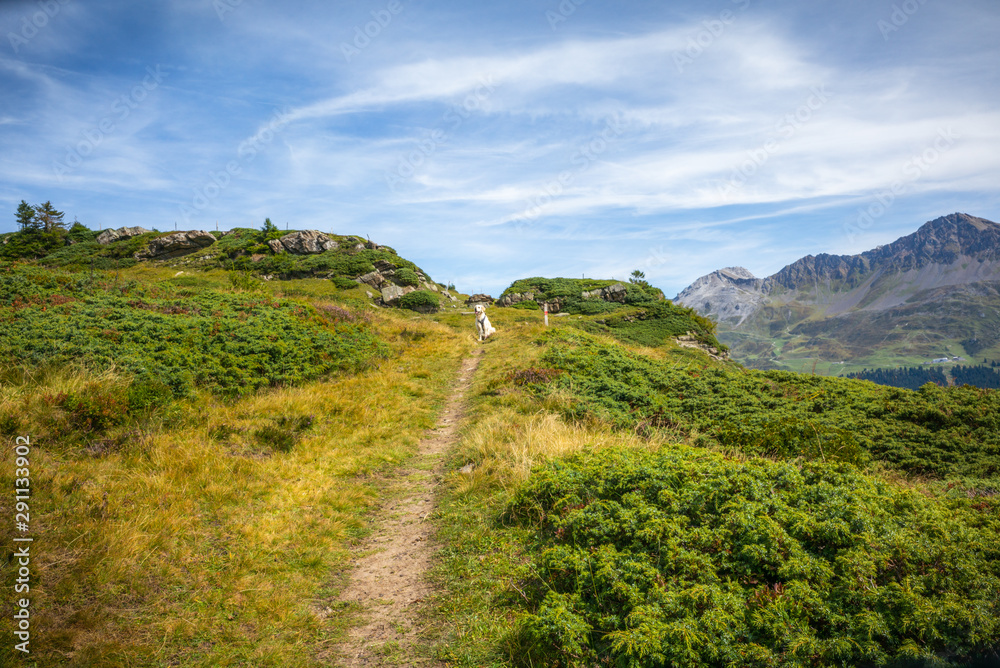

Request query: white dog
[{"left": 474, "top": 304, "right": 496, "bottom": 341}]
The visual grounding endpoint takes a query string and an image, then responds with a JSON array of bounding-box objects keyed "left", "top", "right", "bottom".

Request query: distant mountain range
[{"left": 675, "top": 213, "right": 1000, "bottom": 374}]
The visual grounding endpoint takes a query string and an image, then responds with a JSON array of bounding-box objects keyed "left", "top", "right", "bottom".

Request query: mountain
[{"left": 675, "top": 213, "right": 1000, "bottom": 373}]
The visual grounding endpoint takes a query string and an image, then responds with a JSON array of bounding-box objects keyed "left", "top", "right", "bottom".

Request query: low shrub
[
  {"left": 506, "top": 447, "right": 1000, "bottom": 667},
  {"left": 394, "top": 267, "right": 419, "bottom": 286},
  {"left": 398, "top": 290, "right": 439, "bottom": 312}
]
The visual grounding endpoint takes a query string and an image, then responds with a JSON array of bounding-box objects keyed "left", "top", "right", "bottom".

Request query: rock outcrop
[
  {"left": 466, "top": 294, "right": 495, "bottom": 306},
  {"left": 581, "top": 282, "right": 628, "bottom": 303},
  {"left": 355, "top": 271, "right": 387, "bottom": 289},
  {"left": 499, "top": 281, "right": 630, "bottom": 312},
  {"left": 268, "top": 230, "right": 338, "bottom": 254},
  {"left": 96, "top": 226, "right": 151, "bottom": 245},
  {"left": 379, "top": 284, "right": 418, "bottom": 305},
  {"left": 499, "top": 291, "right": 533, "bottom": 307},
  {"left": 137, "top": 231, "right": 216, "bottom": 259},
  {"left": 675, "top": 331, "right": 730, "bottom": 361}
]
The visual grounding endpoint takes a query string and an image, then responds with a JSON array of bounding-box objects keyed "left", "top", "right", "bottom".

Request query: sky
[{"left": 2, "top": 0, "right": 999, "bottom": 298}]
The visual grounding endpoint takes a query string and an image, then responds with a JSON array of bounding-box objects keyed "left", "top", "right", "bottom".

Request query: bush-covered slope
[
  {"left": 427, "top": 318, "right": 1000, "bottom": 667},
  {"left": 3, "top": 222, "right": 442, "bottom": 298},
  {"left": 500, "top": 277, "right": 661, "bottom": 314},
  {"left": 0, "top": 266, "right": 386, "bottom": 399},
  {"left": 0, "top": 260, "right": 469, "bottom": 666},
  {"left": 574, "top": 301, "right": 727, "bottom": 351},
  {"left": 538, "top": 329, "right": 1000, "bottom": 483},
  {"left": 507, "top": 447, "right": 1000, "bottom": 667}
]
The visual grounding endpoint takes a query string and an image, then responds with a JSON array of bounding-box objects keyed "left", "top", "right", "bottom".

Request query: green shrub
[
  {"left": 228, "top": 270, "right": 265, "bottom": 292},
  {"left": 127, "top": 375, "right": 175, "bottom": 412},
  {"left": 0, "top": 230, "right": 66, "bottom": 260},
  {"left": 0, "top": 267, "right": 388, "bottom": 398},
  {"left": 330, "top": 276, "right": 359, "bottom": 290},
  {"left": 398, "top": 290, "right": 439, "bottom": 312},
  {"left": 394, "top": 267, "right": 419, "bottom": 286},
  {"left": 253, "top": 415, "right": 314, "bottom": 452},
  {"left": 60, "top": 387, "right": 129, "bottom": 432},
  {"left": 506, "top": 446, "right": 1000, "bottom": 668},
  {"left": 510, "top": 300, "right": 539, "bottom": 310},
  {"left": 536, "top": 329, "right": 1000, "bottom": 479}
]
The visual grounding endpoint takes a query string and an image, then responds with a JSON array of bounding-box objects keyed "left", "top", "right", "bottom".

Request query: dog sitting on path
[{"left": 474, "top": 304, "right": 496, "bottom": 341}]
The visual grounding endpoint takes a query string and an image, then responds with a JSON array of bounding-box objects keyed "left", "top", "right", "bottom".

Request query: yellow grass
[
  {"left": 452, "top": 408, "right": 663, "bottom": 495},
  {"left": 0, "top": 305, "right": 472, "bottom": 666}
]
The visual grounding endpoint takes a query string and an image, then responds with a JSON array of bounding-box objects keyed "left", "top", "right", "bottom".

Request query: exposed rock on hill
[
  {"left": 581, "top": 282, "right": 628, "bottom": 303},
  {"left": 466, "top": 294, "right": 495, "bottom": 306},
  {"left": 138, "top": 231, "right": 217, "bottom": 259},
  {"left": 268, "top": 230, "right": 338, "bottom": 254},
  {"left": 97, "top": 226, "right": 151, "bottom": 245}
]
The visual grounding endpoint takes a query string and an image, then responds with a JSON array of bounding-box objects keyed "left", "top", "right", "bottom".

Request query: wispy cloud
[{"left": 1, "top": 1, "right": 998, "bottom": 297}]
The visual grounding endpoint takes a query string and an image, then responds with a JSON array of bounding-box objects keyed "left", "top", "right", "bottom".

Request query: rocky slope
[{"left": 675, "top": 213, "right": 1000, "bottom": 371}]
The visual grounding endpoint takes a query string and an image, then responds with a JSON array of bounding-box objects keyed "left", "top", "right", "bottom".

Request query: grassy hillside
[
  {"left": 0, "top": 255, "right": 997, "bottom": 667},
  {"left": 2, "top": 223, "right": 451, "bottom": 309},
  {"left": 0, "top": 262, "right": 471, "bottom": 666}
]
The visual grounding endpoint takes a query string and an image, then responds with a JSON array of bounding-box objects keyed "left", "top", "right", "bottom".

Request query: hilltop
[
  {"left": 1, "top": 218, "right": 462, "bottom": 312},
  {"left": 675, "top": 213, "right": 1000, "bottom": 374}
]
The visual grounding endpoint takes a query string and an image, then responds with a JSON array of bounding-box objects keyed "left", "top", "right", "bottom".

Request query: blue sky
[{"left": 2, "top": 0, "right": 999, "bottom": 298}]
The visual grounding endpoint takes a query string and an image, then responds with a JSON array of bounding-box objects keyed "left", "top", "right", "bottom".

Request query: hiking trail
[{"left": 334, "top": 347, "right": 483, "bottom": 666}]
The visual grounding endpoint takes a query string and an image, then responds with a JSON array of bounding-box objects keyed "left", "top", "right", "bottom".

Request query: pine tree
[
  {"left": 15, "top": 200, "right": 38, "bottom": 233},
  {"left": 34, "top": 201, "right": 66, "bottom": 233},
  {"left": 261, "top": 217, "right": 282, "bottom": 241}
]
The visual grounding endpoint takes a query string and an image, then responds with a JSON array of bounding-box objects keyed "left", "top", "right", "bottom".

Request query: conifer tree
[
  {"left": 35, "top": 201, "right": 66, "bottom": 233},
  {"left": 15, "top": 200, "right": 38, "bottom": 233}
]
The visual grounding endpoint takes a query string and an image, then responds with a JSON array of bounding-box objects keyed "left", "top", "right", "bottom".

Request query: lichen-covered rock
[
  {"left": 582, "top": 282, "right": 627, "bottom": 302},
  {"left": 96, "top": 226, "right": 151, "bottom": 245},
  {"left": 356, "top": 271, "right": 386, "bottom": 289},
  {"left": 466, "top": 293, "right": 495, "bottom": 306},
  {"left": 381, "top": 285, "right": 405, "bottom": 303},
  {"left": 275, "top": 230, "right": 338, "bottom": 254},
  {"left": 138, "top": 231, "right": 216, "bottom": 259}
]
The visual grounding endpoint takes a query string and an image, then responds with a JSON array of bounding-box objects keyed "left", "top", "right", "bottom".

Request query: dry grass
[
  {"left": 452, "top": 408, "right": 663, "bottom": 495},
  {"left": 0, "top": 303, "right": 472, "bottom": 667}
]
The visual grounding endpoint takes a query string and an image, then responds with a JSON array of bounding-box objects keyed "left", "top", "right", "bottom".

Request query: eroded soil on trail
[{"left": 334, "top": 348, "right": 482, "bottom": 666}]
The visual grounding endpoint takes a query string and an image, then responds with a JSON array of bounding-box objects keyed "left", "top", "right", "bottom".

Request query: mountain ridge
[{"left": 675, "top": 213, "right": 1000, "bottom": 371}]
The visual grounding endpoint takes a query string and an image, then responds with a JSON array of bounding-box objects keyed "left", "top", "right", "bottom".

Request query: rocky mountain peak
[{"left": 675, "top": 213, "right": 1000, "bottom": 333}]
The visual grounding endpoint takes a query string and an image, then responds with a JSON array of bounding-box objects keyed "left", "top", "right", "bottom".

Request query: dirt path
[{"left": 334, "top": 348, "right": 482, "bottom": 666}]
